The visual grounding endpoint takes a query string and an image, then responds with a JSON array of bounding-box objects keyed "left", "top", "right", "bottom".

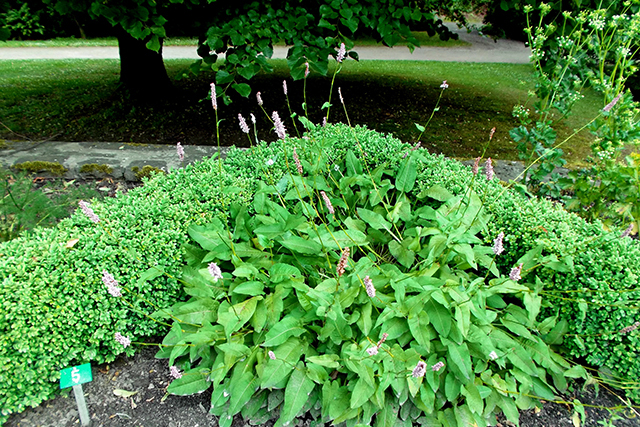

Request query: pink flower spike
[
  {"left": 377, "top": 333, "right": 388, "bottom": 347},
  {"left": 412, "top": 361, "right": 427, "bottom": 378},
  {"left": 489, "top": 127, "right": 496, "bottom": 140},
  {"left": 509, "top": 263, "right": 523, "bottom": 282},
  {"left": 238, "top": 114, "right": 250, "bottom": 134},
  {"left": 208, "top": 262, "right": 223, "bottom": 282},
  {"left": 170, "top": 366, "right": 182, "bottom": 379},
  {"left": 268, "top": 350, "right": 277, "bottom": 360},
  {"left": 304, "top": 62, "right": 310, "bottom": 78},
  {"left": 472, "top": 157, "right": 481, "bottom": 175},
  {"left": 114, "top": 332, "right": 131, "bottom": 348},
  {"left": 603, "top": 93, "right": 622, "bottom": 112},
  {"left": 256, "top": 91, "right": 263, "bottom": 106},
  {"left": 210, "top": 83, "right": 217, "bottom": 111},
  {"left": 322, "top": 117, "right": 327, "bottom": 127},
  {"left": 364, "top": 276, "right": 375, "bottom": 298},
  {"left": 176, "top": 141, "right": 185, "bottom": 162},
  {"left": 489, "top": 351, "right": 498, "bottom": 360},
  {"left": 272, "top": 111, "right": 287, "bottom": 139},
  {"left": 431, "top": 361, "right": 445, "bottom": 372},
  {"left": 338, "top": 87, "right": 344, "bottom": 104},
  {"left": 336, "top": 43, "right": 346, "bottom": 63},
  {"left": 320, "top": 191, "right": 334, "bottom": 214},
  {"left": 485, "top": 157, "right": 494, "bottom": 181},
  {"left": 337, "top": 247, "right": 350, "bottom": 277},
  {"left": 250, "top": 113, "right": 256, "bottom": 124},
  {"left": 293, "top": 147, "right": 303, "bottom": 174},
  {"left": 493, "top": 232, "right": 504, "bottom": 256},
  {"left": 283, "top": 80, "right": 288, "bottom": 96},
  {"left": 440, "top": 80, "right": 449, "bottom": 89},
  {"left": 79, "top": 200, "right": 99, "bottom": 223},
  {"left": 102, "top": 270, "right": 122, "bottom": 297},
  {"left": 366, "top": 347, "right": 379, "bottom": 356},
  {"left": 619, "top": 321, "right": 640, "bottom": 334},
  {"left": 621, "top": 224, "right": 633, "bottom": 238}
]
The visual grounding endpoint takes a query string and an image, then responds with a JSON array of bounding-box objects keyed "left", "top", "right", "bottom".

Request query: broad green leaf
[
  {"left": 315, "top": 229, "right": 367, "bottom": 250},
  {"left": 446, "top": 342, "right": 472, "bottom": 380},
  {"left": 306, "top": 354, "right": 340, "bottom": 368},
  {"left": 218, "top": 297, "right": 261, "bottom": 337},
  {"left": 408, "top": 311, "right": 431, "bottom": 350},
  {"left": 270, "top": 263, "right": 303, "bottom": 282},
  {"left": 375, "top": 401, "right": 398, "bottom": 427},
  {"left": 170, "top": 298, "right": 218, "bottom": 324},
  {"left": 396, "top": 156, "right": 417, "bottom": 193},
  {"left": 168, "top": 370, "right": 210, "bottom": 395},
  {"left": 417, "top": 185, "right": 454, "bottom": 202},
  {"left": 232, "top": 280, "right": 264, "bottom": 296},
  {"left": 461, "top": 384, "right": 484, "bottom": 415},
  {"left": 389, "top": 240, "right": 415, "bottom": 269},
  {"left": 425, "top": 299, "right": 451, "bottom": 337},
  {"left": 260, "top": 338, "right": 304, "bottom": 389},
  {"left": 188, "top": 221, "right": 228, "bottom": 250},
  {"left": 500, "top": 318, "right": 536, "bottom": 342},
  {"left": 262, "top": 316, "right": 306, "bottom": 347},
  {"left": 357, "top": 301, "right": 372, "bottom": 336},
  {"left": 279, "top": 362, "right": 316, "bottom": 424},
  {"left": 357, "top": 208, "right": 392, "bottom": 231},
  {"left": 228, "top": 371, "right": 257, "bottom": 415},
  {"left": 346, "top": 150, "right": 363, "bottom": 175},
  {"left": 232, "top": 82, "right": 251, "bottom": 97},
  {"left": 279, "top": 235, "right": 323, "bottom": 255},
  {"left": 350, "top": 377, "right": 375, "bottom": 409}
]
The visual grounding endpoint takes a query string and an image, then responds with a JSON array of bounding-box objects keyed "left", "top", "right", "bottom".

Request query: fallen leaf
[
  {"left": 113, "top": 389, "right": 138, "bottom": 398},
  {"left": 65, "top": 239, "right": 80, "bottom": 248}
]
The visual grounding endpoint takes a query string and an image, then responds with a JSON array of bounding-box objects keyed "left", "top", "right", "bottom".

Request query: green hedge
[{"left": 1, "top": 124, "right": 638, "bottom": 424}]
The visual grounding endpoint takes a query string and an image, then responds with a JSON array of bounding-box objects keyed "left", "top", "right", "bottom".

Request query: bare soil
[{"left": 5, "top": 343, "right": 639, "bottom": 427}]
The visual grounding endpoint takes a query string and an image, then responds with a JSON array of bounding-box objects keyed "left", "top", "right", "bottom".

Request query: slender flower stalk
[
  {"left": 321, "top": 191, "right": 334, "bottom": 214},
  {"left": 337, "top": 247, "right": 350, "bottom": 277},
  {"left": 79, "top": 200, "right": 99, "bottom": 223},
  {"left": 412, "top": 361, "right": 427, "bottom": 378},
  {"left": 176, "top": 142, "right": 185, "bottom": 162},
  {"left": 102, "top": 270, "right": 122, "bottom": 297},
  {"left": 114, "top": 332, "right": 131, "bottom": 348}
]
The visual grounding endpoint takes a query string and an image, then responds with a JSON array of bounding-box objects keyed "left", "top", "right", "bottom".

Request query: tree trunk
[{"left": 116, "top": 27, "right": 172, "bottom": 100}]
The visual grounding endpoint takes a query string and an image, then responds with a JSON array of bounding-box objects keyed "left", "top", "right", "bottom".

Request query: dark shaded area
[{"left": 2, "top": 69, "right": 520, "bottom": 160}]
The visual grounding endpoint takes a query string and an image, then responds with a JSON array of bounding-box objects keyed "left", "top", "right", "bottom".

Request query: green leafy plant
[
  {"left": 155, "top": 135, "right": 585, "bottom": 427},
  {"left": 1, "top": 3, "right": 45, "bottom": 39},
  {"left": 0, "top": 166, "right": 99, "bottom": 241}
]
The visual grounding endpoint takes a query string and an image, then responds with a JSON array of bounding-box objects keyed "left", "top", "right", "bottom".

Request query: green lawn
[{"left": 0, "top": 58, "right": 602, "bottom": 165}]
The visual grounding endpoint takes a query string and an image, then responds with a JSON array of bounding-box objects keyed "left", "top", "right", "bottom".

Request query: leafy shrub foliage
[
  {"left": 1, "top": 124, "right": 639, "bottom": 424},
  {"left": 156, "top": 133, "right": 587, "bottom": 427}
]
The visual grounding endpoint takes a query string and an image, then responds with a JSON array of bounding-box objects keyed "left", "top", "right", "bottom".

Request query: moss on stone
[
  {"left": 13, "top": 161, "right": 67, "bottom": 176},
  {"left": 131, "top": 165, "right": 165, "bottom": 180},
  {"left": 79, "top": 163, "right": 113, "bottom": 174}
]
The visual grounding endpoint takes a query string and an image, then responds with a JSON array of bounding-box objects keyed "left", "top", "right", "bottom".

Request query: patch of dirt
[{"left": 5, "top": 343, "right": 639, "bottom": 427}]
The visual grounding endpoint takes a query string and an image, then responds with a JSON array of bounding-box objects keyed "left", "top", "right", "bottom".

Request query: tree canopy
[{"left": 40, "top": 0, "right": 459, "bottom": 97}]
